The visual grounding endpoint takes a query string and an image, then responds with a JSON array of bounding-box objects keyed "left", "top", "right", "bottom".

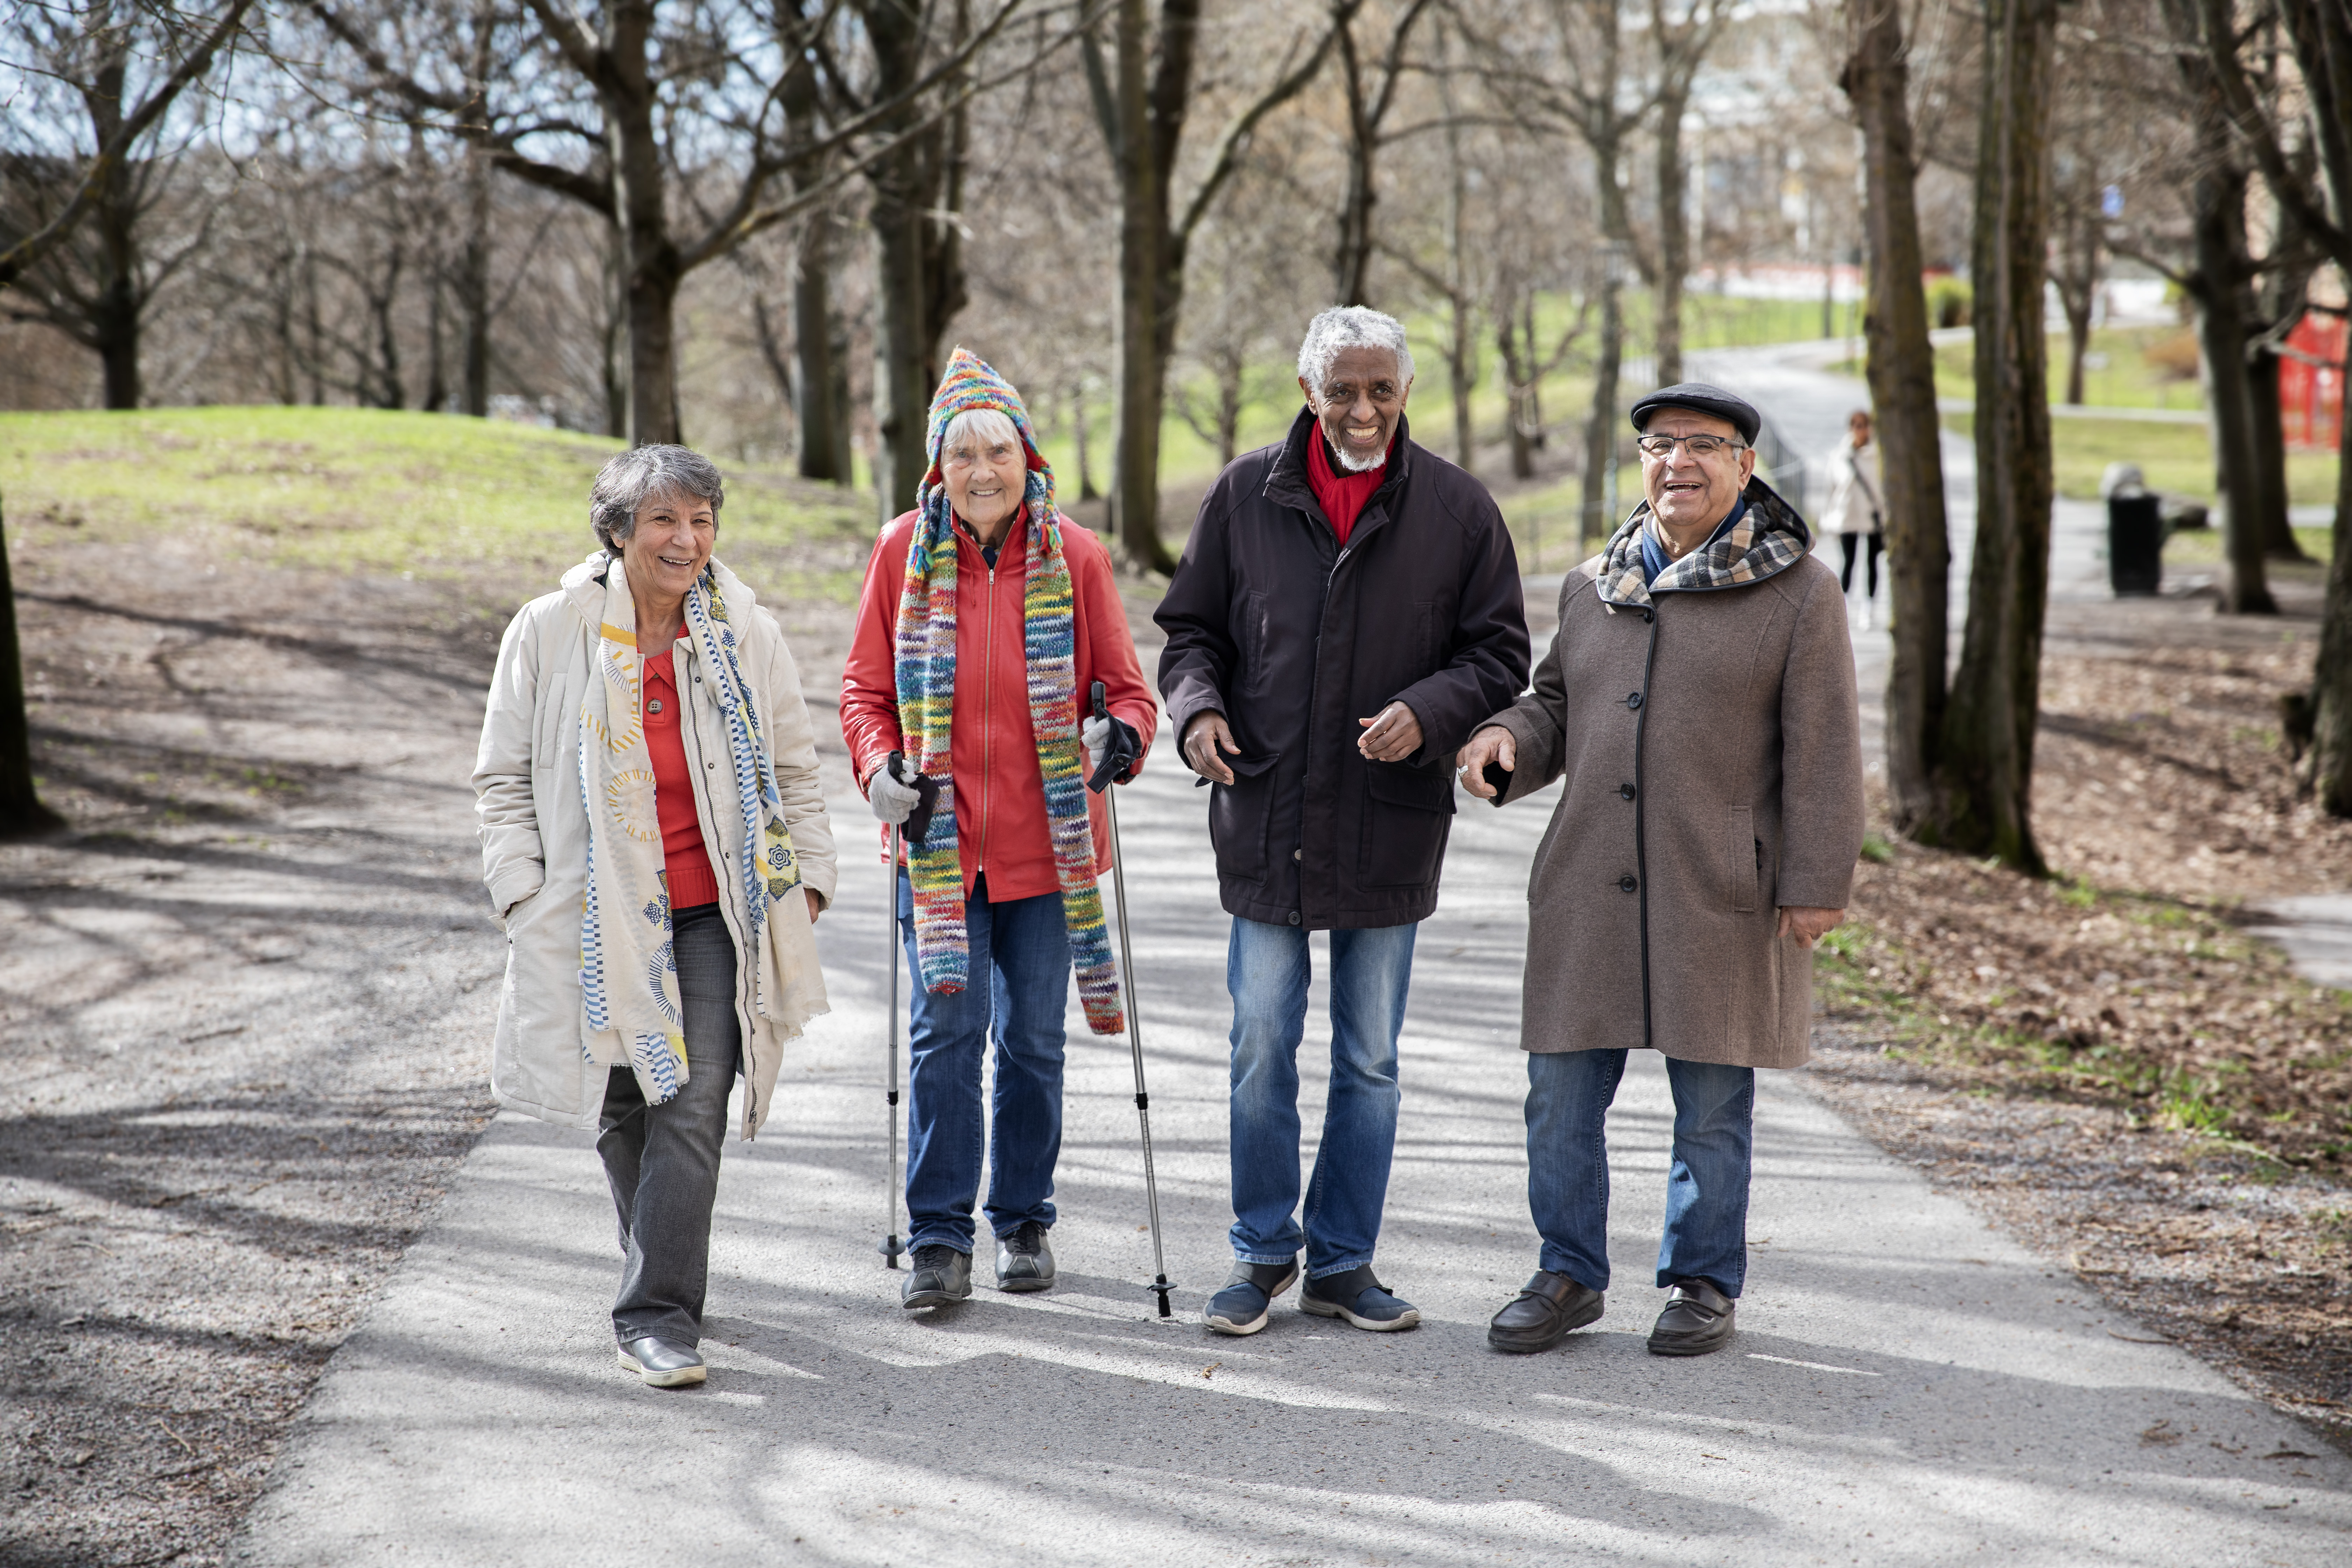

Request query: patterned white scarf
[{"left": 576, "top": 553, "right": 805, "bottom": 1106}]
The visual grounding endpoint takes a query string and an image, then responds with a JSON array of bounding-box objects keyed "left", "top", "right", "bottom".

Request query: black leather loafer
[
  {"left": 1646, "top": 1277, "right": 1736, "bottom": 1356},
  {"left": 1487, "top": 1270, "right": 1605, "bottom": 1354},
  {"left": 616, "top": 1336, "right": 706, "bottom": 1388}
]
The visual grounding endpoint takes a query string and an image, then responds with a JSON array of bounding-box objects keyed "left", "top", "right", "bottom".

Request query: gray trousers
[{"left": 597, "top": 901, "right": 741, "bottom": 1345}]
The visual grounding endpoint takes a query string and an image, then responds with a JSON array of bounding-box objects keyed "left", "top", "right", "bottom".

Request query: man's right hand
[
  {"left": 1458, "top": 726, "right": 1516, "bottom": 800},
  {"left": 1183, "top": 711, "right": 1240, "bottom": 785}
]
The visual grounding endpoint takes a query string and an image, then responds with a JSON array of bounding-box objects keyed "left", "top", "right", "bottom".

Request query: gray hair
[
  {"left": 939, "top": 407, "right": 1021, "bottom": 460},
  {"left": 1296, "top": 305, "right": 1416, "bottom": 396},
  {"left": 589, "top": 443, "right": 726, "bottom": 552}
]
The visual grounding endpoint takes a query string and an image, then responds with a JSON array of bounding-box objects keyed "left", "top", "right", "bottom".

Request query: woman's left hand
[{"left": 805, "top": 888, "right": 823, "bottom": 925}]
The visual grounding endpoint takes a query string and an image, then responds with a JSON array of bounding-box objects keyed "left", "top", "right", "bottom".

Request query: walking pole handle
[{"left": 1091, "top": 680, "right": 1108, "bottom": 720}]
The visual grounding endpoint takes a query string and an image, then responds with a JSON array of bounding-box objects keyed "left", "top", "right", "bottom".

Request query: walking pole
[
  {"left": 881, "top": 818, "right": 905, "bottom": 1270},
  {"left": 1090, "top": 682, "right": 1173, "bottom": 1318}
]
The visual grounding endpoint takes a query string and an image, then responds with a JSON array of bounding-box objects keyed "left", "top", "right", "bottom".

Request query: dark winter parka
[
  {"left": 1156, "top": 408, "right": 1530, "bottom": 930},
  {"left": 1478, "top": 479, "right": 1865, "bottom": 1069}
]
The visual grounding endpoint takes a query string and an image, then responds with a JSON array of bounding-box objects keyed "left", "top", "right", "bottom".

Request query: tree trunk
[
  {"left": 1931, "top": 0, "right": 2058, "bottom": 873},
  {"left": 606, "top": 0, "right": 680, "bottom": 446},
  {"left": 791, "top": 247, "right": 849, "bottom": 484},
  {"left": 1332, "top": 14, "right": 1375, "bottom": 306},
  {"left": 1654, "top": 86, "right": 1690, "bottom": 388},
  {"left": 424, "top": 270, "right": 449, "bottom": 413},
  {"left": 458, "top": 146, "right": 492, "bottom": 416},
  {"left": 1110, "top": 0, "right": 1178, "bottom": 572},
  {"left": 1844, "top": 0, "right": 1952, "bottom": 838},
  {"left": 2246, "top": 344, "right": 2305, "bottom": 558},
  {"left": 2062, "top": 296, "right": 2091, "bottom": 405},
  {"left": 0, "top": 496, "right": 64, "bottom": 839},
  {"left": 1582, "top": 270, "right": 1623, "bottom": 547},
  {"left": 2311, "top": 394, "right": 2352, "bottom": 812},
  {"left": 1497, "top": 303, "right": 1534, "bottom": 479},
  {"left": 94, "top": 277, "right": 139, "bottom": 411},
  {"left": 2189, "top": 169, "right": 2275, "bottom": 613},
  {"left": 1072, "top": 384, "right": 1100, "bottom": 502}
]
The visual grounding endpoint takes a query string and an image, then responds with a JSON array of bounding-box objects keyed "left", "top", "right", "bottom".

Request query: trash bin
[{"left": 2108, "top": 491, "right": 2163, "bottom": 596}]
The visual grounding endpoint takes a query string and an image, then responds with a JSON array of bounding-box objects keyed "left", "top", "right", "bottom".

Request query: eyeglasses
[{"left": 1635, "top": 433, "right": 1746, "bottom": 460}]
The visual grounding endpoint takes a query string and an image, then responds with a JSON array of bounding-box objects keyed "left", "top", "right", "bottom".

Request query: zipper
[
  {"left": 978, "top": 555, "right": 995, "bottom": 883},
  {"left": 1295, "top": 538, "right": 1349, "bottom": 917},
  {"left": 1632, "top": 605, "right": 1661, "bottom": 1050}
]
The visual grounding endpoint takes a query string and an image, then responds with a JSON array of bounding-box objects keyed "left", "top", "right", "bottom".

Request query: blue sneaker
[
  {"left": 1300, "top": 1265, "right": 1420, "bottom": 1331},
  {"left": 1204, "top": 1257, "right": 1300, "bottom": 1336}
]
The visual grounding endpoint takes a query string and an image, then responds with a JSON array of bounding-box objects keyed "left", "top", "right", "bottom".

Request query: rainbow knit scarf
[{"left": 891, "top": 347, "right": 1124, "bottom": 1035}]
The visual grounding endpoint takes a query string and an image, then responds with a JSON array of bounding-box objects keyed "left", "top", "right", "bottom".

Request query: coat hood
[{"left": 1591, "top": 477, "right": 1813, "bottom": 610}]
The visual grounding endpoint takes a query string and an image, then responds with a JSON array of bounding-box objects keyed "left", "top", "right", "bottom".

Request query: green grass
[
  {"left": 1835, "top": 324, "right": 2213, "bottom": 412},
  {"left": 1941, "top": 409, "right": 2340, "bottom": 507},
  {"left": 0, "top": 406, "right": 876, "bottom": 601}
]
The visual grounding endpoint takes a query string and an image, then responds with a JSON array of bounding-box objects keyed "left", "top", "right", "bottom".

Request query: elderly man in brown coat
[{"left": 1459, "top": 382, "right": 1864, "bottom": 1358}]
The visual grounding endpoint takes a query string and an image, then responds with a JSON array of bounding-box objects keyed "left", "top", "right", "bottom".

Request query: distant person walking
[
  {"left": 474, "top": 444, "right": 837, "bottom": 1389},
  {"left": 1461, "top": 382, "right": 1864, "bottom": 1360},
  {"left": 1822, "top": 409, "right": 1883, "bottom": 626},
  {"left": 1157, "top": 305, "right": 1530, "bottom": 1337},
  {"left": 840, "top": 348, "right": 1157, "bottom": 1311}
]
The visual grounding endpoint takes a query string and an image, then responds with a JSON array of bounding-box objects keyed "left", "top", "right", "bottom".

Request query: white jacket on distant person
[
  {"left": 471, "top": 553, "right": 837, "bottom": 1139},
  {"left": 1819, "top": 440, "right": 1883, "bottom": 537}
]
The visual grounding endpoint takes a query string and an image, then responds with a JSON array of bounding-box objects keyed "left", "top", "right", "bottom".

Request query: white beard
[{"left": 1331, "top": 435, "right": 1388, "bottom": 474}]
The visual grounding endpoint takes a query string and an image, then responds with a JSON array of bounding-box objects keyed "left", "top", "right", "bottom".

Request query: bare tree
[
  {"left": 1330, "top": 0, "right": 1436, "bottom": 307},
  {"left": 1644, "top": 0, "right": 1729, "bottom": 387},
  {"left": 1091, "top": 0, "right": 1353, "bottom": 570},
  {"left": 1931, "top": 0, "right": 2060, "bottom": 872},
  {"left": 1841, "top": 0, "right": 1953, "bottom": 839}
]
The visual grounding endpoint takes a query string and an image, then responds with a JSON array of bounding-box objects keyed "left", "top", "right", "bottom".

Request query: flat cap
[{"left": 1629, "top": 382, "right": 1760, "bottom": 446}]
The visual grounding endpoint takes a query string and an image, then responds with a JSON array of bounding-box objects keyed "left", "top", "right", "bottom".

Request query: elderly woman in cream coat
[{"left": 474, "top": 443, "right": 835, "bottom": 1390}]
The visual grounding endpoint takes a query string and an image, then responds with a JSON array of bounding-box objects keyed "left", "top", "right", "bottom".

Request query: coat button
[
  {"left": 1619, "top": 783, "right": 1636, "bottom": 800},
  {"left": 1625, "top": 692, "right": 1644, "bottom": 710},
  {"left": 1293, "top": 847, "right": 1302, "bottom": 861},
  {"left": 1618, "top": 875, "right": 1639, "bottom": 894},
  {"left": 1288, "top": 911, "right": 1301, "bottom": 926}
]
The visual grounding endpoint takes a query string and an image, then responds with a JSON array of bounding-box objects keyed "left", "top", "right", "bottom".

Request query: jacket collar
[
  {"left": 1265, "top": 405, "right": 1414, "bottom": 544},
  {"left": 563, "top": 550, "right": 761, "bottom": 628},
  {"left": 1591, "top": 478, "right": 1813, "bottom": 610}
]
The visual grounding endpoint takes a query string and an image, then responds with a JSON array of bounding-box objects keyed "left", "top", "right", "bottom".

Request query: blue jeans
[
  {"left": 899, "top": 872, "right": 1072, "bottom": 1254},
  {"left": 1227, "top": 917, "right": 1419, "bottom": 1279},
  {"left": 1524, "top": 1049, "right": 1755, "bottom": 1297}
]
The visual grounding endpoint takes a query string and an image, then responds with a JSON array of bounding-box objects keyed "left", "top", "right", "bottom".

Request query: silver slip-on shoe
[
  {"left": 616, "top": 1336, "right": 707, "bottom": 1388},
  {"left": 902, "top": 1243, "right": 974, "bottom": 1309},
  {"left": 995, "top": 1220, "right": 1056, "bottom": 1293}
]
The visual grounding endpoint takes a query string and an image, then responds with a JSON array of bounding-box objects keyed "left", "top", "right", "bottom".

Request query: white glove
[
  {"left": 1082, "top": 714, "right": 1113, "bottom": 754},
  {"left": 868, "top": 760, "right": 923, "bottom": 826}
]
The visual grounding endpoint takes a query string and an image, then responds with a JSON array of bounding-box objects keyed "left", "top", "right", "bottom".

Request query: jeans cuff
[
  {"left": 1234, "top": 1249, "right": 1297, "bottom": 1267},
  {"left": 1306, "top": 1257, "right": 1370, "bottom": 1281}
]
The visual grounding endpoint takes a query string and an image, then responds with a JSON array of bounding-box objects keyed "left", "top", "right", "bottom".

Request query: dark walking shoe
[
  {"left": 1646, "top": 1278, "right": 1736, "bottom": 1356},
  {"left": 1487, "top": 1270, "right": 1605, "bottom": 1354},
  {"left": 902, "top": 1244, "right": 973, "bottom": 1309},
  {"left": 1300, "top": 1265, "right": 1420, "bottom": 1332},
  {"left": 616, "top": 1336, "right": 706, "bottom": 1388},
  {"left": 995, "top": 1221, "right": 1056, "bottom": 1293},
  {"left": 1204, "top": 1257, "right": 1300, "bottom": 1336}
]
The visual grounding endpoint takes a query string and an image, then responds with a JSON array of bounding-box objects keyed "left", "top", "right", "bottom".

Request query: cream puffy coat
[{"left": 472, "top": 554, "right": 838, "bottom": 1139}]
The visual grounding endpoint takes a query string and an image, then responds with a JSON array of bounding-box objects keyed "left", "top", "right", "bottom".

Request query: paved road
[{"left": 229, "top": 722, "right": 2349, "bottom": 1565}]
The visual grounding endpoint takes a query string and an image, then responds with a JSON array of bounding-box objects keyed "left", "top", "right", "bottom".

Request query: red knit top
[{"left": 644, "top": 646, "right": 720, "bottom": 909}]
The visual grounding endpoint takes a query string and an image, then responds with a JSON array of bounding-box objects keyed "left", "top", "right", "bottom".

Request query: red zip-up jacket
[{"left": 841, "top": 510, "right": 1158, "bottom": 902}]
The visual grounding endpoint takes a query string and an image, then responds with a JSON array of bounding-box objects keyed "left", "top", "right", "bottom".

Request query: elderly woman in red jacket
[{"left": 841, "top": 349, "right": 1157, "bottom": 1310}]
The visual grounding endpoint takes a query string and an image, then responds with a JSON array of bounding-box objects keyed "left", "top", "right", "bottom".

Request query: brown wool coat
[{"left": 1480, "top": 483, "right": 1865, "bottom": 1068}]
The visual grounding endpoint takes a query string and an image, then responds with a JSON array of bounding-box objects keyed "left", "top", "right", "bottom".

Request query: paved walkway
[{"left": 229, "top": 735, "right": 2349, "bottom": 1565}]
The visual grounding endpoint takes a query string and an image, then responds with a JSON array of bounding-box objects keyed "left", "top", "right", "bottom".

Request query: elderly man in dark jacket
[
  {"left": 1157, "top": 305, "right": 1528, "bottom": 1338},
  {"left": 1461, "top": 382, "right": 1864, "bottom": 1359}
]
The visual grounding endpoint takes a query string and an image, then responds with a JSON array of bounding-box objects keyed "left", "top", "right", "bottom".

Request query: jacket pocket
[
  {"left": 1360, "top": 764, "right": 1455, "bottom": 889},
  {"left": 1728, "top": 805, "right": 1758, "bottom": 913},
  {"left": 1209, "top": 752, "right": 1280, "bottom": 879}
]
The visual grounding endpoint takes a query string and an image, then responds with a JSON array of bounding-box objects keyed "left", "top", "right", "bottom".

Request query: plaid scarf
[
  {"left": 891, "top": 347, "right": 1124, "bottom": 1035},
  {"left": 1592, "top": 478, "right": 1814, "bottom": 611}
]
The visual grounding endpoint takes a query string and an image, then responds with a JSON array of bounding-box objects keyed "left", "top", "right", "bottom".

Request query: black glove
[
  {"left": 1084, "top": 712, "right": 1142, "bottom": 793},
  {"left": 878, "top": 751, "right": 940, "bottom": 844}
]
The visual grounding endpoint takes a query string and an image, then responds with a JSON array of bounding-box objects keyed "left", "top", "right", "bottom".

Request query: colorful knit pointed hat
[{"left": 914, "top": 346, "right": 1054, "bottom": 523}]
